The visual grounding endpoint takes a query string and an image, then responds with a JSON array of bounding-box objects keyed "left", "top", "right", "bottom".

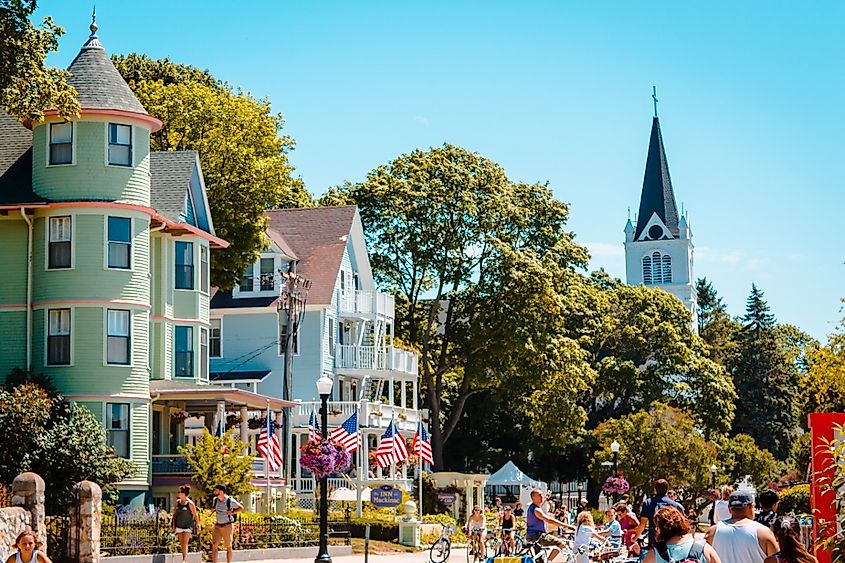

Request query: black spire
[{"left": 634, "top": 116, "right": 679, "bottom": 239}]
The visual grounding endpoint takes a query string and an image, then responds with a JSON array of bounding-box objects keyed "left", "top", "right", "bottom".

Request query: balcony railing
[
  {"left": 335, "top": 345, "right": 418, "bottom": 375},
  {"left": 152, "top": 454, "right": 271, "bottom": 476},
  {"left": 289, "top": 476, "right": 414, "bottom": 495},
  {"left": 337, "top": 290, "right": 395, "bottom": 319},
  {"left": 294, "top": 401, "right": 420, "bottom": 432}
]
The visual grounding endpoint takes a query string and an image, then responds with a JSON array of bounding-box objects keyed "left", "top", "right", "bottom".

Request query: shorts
[
  {"left": 527, "top": 532, "right": 568, "bottom": 549},
  {"left": 174, "top": 527, "right": 192, "bottom": 535}
]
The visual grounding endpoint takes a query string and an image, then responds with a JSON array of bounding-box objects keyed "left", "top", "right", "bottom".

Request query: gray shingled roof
[
  {"left": 0, "top": 111, "right": 46, "bottom": 205},
  {"left": 149, "top": 151, "right": 197, "bottom": 222},
  {"left": 65, "top": 26, "right": 148, "bottom": 115},
  {"left": 635, "top": 117, "right": 680, "bottom": 239}
]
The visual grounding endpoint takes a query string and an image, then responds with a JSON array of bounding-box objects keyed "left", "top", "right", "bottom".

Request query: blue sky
[{"left": 38, "top": 1, "right": 844, "bottom": 340}]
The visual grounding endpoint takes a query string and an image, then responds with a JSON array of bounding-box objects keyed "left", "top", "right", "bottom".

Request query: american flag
[
  {"left": 329, "top": 412, "right": 360, "bottom": 453},
  {"left": 308, "top": 409, "right": 321, "bottom": 442},
  {"left": 375, "top": 418, "right": 409, "bottom": 468},
  {"left": 257, "top": 415, "right": 283, "bottom": 472},
  {"left": 412, "top": 421, "right": 434, "bottom": 465}
]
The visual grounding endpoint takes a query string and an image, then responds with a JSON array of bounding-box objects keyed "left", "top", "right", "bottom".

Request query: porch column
[
  {"left": 389, "top": 376, "right": 395, "bottom": 406},
  {"left": 401, "top": 382, "right": 407, "bottom": 409},
  {"left": 465, "top": 482, "right": 474, "bottom": 513},
  {"left": 239, "top": 406, "right": 249, "bottom": 452},
  {"left": 412, "top": 380, "right": 418, "bottom": 410},
  {"left": 215, "top": 400, "right": 225, "bottom": 436}
]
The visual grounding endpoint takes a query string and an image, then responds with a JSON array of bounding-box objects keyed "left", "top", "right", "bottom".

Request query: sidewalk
[{"left": 243, "top": 547, "right": 459, "bottom": 562}]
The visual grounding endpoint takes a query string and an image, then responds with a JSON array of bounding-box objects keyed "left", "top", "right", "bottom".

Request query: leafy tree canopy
[
  {"left": 716, "top": 433, "right": 780, "bottom": 491},
  {"left": 592, "top": 403, "right": 717, "bottom": 505},
  {"left": 179, "top": 429, "right": 256, "bottom": 504},
  {"left": 0, "top": 0, "right": 79, "bottom": 119},
  {"left": 113, "top": 55, "right": 312, "bottom": 289},
  {"left": 0, "top": 369, "right": 134, "bottom": 504}
]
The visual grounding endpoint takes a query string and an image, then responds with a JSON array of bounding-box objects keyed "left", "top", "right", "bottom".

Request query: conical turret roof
[
  {"left": 634, "top": 117, "right": 679, "bottom": 239},
  {"left": 65, "top": 17, "right": 148, "bottom": 116}
]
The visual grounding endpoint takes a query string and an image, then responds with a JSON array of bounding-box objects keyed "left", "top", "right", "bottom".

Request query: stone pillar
[
  {"left": 70, "top": 481, "right": 102, "bottom": 563},
  {"left": 12, "top": 472, "right": 45, "bottom": 550},
  {"left": 239, "top": 406, "right": 249, "bottom": 451}
]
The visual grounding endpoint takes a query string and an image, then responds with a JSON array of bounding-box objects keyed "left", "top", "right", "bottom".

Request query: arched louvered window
[
  {"left": 642, "top": 255, "right": 652, "bottom": 284},
  {"left": 642, "top": 251, "right": 673, "bottom": 284},
  {"left": 661, "top": 254, "right": 673, "bottom": 283}
]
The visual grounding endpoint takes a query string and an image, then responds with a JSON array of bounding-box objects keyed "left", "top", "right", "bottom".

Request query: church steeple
[{"left": 634, "top": 116, "right": 680, "bottom": 240}]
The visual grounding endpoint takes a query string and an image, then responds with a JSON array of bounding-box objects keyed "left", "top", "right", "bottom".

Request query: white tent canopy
[
  {"left": 329, "top": 487, "right": 371, "bottom": 502},
  {"left": 486, "top": 461, "right": 547, "bottom": 490}
]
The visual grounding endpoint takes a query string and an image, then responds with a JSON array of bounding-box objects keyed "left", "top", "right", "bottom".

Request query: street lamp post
[
  {"left": 610, "top": 440, "right": 620, "bottom": 476},
  {"left": 710, "top": 464, "right": 718, "bottom": 489},
  {"left": 315, "top": 375, "right": 333, "bottom": 563}
]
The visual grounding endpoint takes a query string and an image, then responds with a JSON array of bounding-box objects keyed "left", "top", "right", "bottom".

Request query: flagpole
[
  {"left": 418, "top": 423, "right": 423, "bottom": 520},
  {"left": 265, "top": 401, "right": 271, "bottom": 514}
]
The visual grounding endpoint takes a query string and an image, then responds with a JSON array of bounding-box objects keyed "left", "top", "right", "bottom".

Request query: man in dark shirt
[
  {"left": 633, "top": 479, "right": 685, "bottom": 549},
  {"left": 755, "top": 489, "right": 780, "bottom": 528}
]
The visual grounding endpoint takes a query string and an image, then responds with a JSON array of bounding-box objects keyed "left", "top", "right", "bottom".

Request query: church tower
[{"left": 624, "top": 106, "right": 698, "bottom": 328}]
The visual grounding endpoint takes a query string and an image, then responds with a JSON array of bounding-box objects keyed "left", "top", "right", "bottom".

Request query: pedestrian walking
[
  {"left": 644, "top": 507, "right": 721, "bottom": 563},
  {"left": 211, "top": 484, "right": 243, "bottom": 563},
  {"left": 614, "top": 503, "right": 639, "bottom": 549},
  {"left": 707, "top": 490, "right": 720, "bottom": 525},
  {"left": 755, "top": 490, "right": 780, "bottom": 529},
  {"left": 172, "top": 485, "right": 201, "bottom": 563},
  {"left": 705, "top": 491, "right": 779, "bottom": 563},
  {"left": 713, "top": 486, "right": 733, "bottom": 522},
  {"left": 634, "top": 479, "right": 685, "bottom": 550},
  {"left": 765, "top": 516, "right": 817, "bottom": 563},
  {"left": 5, "top": 531, "right": 52, "bottom": 563}
]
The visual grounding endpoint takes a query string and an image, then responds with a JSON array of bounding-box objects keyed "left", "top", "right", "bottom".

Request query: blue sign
[
  {"left": 437, "top": 493, "right": 457, "bottom": 506},
  {"left": 370, "top": 485, "right": 403, "bottom": 508}
]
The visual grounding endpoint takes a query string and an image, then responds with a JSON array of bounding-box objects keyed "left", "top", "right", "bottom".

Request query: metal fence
[
  {"left": 45, "top": 492, "right": 80, "bottom": 563},
  {"left": 100, "top": 513, "right": 319, "bottom": 556}
]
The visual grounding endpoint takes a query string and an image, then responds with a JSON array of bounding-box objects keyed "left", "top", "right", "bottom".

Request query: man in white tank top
[{"left": 705, "top": 491, "right": 779, "bottom": 563}]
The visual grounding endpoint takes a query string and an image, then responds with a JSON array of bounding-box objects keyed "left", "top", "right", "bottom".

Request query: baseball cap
[{"left": 728, "top": 491, "right": 754, "bottom": 507}]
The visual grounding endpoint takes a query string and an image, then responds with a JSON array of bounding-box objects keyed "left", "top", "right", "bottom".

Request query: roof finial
[
  {"left": 652, "top": 85, "right": 658, "bottom": 118},
  {"left": 90, "top": 5, "right": 98, "bottom": 35},
  {"left": 81, "top": 5, "right": 103, "bottom": 50},
  {"left": 627, "top": 206, "right": 631, "bottom": 220}
]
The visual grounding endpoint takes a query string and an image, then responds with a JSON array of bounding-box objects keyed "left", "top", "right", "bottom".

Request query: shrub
[
  {"left": 779, "top": 484, "right": 811, "bottom": 515},
  {"left": 348, "top": 518, "right": 399, "bottom": 541},
  {"left": 422, "top": 513, "right": 457, "bottom": 525}
]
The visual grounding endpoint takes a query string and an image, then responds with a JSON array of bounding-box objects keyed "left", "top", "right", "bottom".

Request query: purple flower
[
  {"left": 602, "top": 476, "right": 630, "bottom": 495},
  {"left": 299, "top": 438, "right": 351, "bottom": 479}
]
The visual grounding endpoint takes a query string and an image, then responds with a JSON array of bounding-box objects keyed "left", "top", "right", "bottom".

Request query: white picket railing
[
  {"left": 335, "top": 345, "right": 418, "bottom": 375},
  {"left": 337, "top": 290, "right": 395, "bottom": 318},
  {"left": 294, "top": 401, "right": 420, "bottom": 431}
]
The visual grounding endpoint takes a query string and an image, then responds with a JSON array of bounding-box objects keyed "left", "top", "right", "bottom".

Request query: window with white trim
[
  {"left": 47, "top": 309, "right": 71, "bottom": 365},
  {"left": 240, "top": 265, "right": 254, "bottom": 292},
  {"left": 108, "top": 123, "right": 132, "bottom": 166},
  {"left": 199, "top": 328, "right": 209, "bottom": 381},
  {"left": 49, "top": 122, "right": 73, "bottom": 165},
  {"left": 210, "top": 319, "right": 222, "bottom": 358},
  {"left": 200, "top": 245, "right": 209, "bottom": 293},
  {"left": 106, "top": 403, "right": 130, "bottom": 458},
  {"left": 174, "top": 326, "right": 193, "bottom": 377},
  {"left": 107, "top": 309, "right": 131, "bottom": 365},
  {"left": 259, "top": 258, "right": 274, "bottom": 291},
  {"left": 48, "top": 216, "right": 72, "bottom": 269},
  {"left": 107, "top": 217, "right": 131, "bottom": 269},
  {"left": 642, "top": 251, "right": 673, "bottom": 284}
]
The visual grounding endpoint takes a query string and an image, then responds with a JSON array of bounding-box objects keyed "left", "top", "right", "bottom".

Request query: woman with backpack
[
  {"left": 644, "top": 507, "right": 722, "bottom": 563},
  {"left": 172, "top": 485, "right": 201, "bottom": 563}
]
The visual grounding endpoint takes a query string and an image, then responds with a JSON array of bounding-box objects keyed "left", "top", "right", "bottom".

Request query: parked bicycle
[{"left": 429, "top": 524, "right": 456, "bottom": 563}]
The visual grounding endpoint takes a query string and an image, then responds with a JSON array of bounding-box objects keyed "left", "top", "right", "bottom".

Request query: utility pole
[{"left": 278, "top": 261, "right": 311, "bottom": 510}]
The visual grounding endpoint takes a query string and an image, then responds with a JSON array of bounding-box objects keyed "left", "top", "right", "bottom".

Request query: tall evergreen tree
[
  {"left": 695, "top": 278, "right": 741, "bottom": 370},
  {"left": 732, "top": 284, "right": 800, "bottom": 459}
]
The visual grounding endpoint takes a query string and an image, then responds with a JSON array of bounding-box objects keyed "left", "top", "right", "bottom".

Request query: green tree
[
  {"left": 112, "top": 55, "right": 312, "bottom": 289},
  {"left": 0, "top": 0, "right": 79, "bottom": 119},
  {"left": 695, "top": 278, "right": 741, "bottom": 369},
  {"left": 592, "top": 403, "right": 716, "bottom": 504},
  {"left": 321, "top": 144, "right": 593, "bottom": 468},
  {"left": 0, "top": 375, "right": 133, "bottom": 504},
  {"left": 732, "top": 284, "right": 801, "bottom": 460},
  {"left": 179, "top": 429, "right": 256, "bottom": 503},
  {"left": 716, "top": 434, "right": 779, "bottom": 490}
]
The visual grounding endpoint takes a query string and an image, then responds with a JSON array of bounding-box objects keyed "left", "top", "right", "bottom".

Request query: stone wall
[{"left": 0, "top": 506, "right": 31, "bottom": 558}]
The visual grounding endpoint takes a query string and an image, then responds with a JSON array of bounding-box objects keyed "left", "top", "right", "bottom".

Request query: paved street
[{"left": 247, "top": 548, "right": 456, "bottom": 562}]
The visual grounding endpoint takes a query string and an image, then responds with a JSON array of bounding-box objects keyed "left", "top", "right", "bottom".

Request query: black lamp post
[
  {"left": 710, "top": 464, "right": 718, "bottom": 490},
  {"left": 610, "top": 440, "right": 620, "bottom": 476},
  {"left": 315, "top": 375, "right": 333, "bottom": 563}
]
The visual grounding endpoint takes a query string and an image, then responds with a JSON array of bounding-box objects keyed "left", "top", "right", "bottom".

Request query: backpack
[{"left": 655, "top": 540, "right": 705, "bottom": 563}]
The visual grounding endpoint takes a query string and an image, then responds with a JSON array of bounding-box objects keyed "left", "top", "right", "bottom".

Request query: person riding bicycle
[
  {"left": 499, "top": 505, "right": 517, "bottom": 554},
  {"left": 465, "top": 505, "right": 487, "bottom": 548},
  {"left": 526, "top": 489, "right": 576, "bottom": 562}
]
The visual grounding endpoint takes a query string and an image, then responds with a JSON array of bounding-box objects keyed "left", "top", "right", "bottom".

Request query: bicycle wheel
[
  {"left": 485, "top": 536, "right": 500, "bottom": 557},
  {"left": 429, "top": 537, "right": 450, "bottom": 563},
  {"left": 513, "top": 535, "right": 524, "bottom": 555}
]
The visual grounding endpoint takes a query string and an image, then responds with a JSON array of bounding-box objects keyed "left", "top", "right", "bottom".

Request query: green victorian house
[{"left": 0, "top": 20, "right": 292, "bottom": 507}]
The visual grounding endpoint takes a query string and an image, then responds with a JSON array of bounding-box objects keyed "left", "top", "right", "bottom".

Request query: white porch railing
[
  {"left": 293, "top": 401, "right": 420, "bottom": 432},
  {"left": 290, "top": 476, "right": 414, "bottom": 495},
  {"left": 335, "top": 345, "right": 418, "bottom": 376},
  {"left": 337, "top": 290, "right": 395, "bottom": 319}
]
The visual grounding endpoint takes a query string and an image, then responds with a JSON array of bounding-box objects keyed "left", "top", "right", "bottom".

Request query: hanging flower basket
[
  {"left": 299, "top": 438, "right": 351, "bottom": 480},
  {"left": 170, "top": 411, "right": 190, "bottom": 422},
  {"left": 248, "top": 416, "right": 266, "bottom": 430},
  {"left": 602, "top": 476, "right": 630, "bottom": 496}
]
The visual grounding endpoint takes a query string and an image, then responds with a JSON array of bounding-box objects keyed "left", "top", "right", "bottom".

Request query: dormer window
[
  {"left": 260, "top": 258, "right": 274, "bottom": 291},
  {"left": 108, "top": 123, "right": 132, "bottom": 166},
  {"left": 49, "top": 122, "right": 73, "bottom": 165},
  {"left": 238, "top": 256, "right": 277, "bottom": 295}
]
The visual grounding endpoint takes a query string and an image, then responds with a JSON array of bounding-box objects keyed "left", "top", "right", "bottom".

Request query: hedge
[{"left": 348, "top": 518, "right": 399, "bottom": 541}]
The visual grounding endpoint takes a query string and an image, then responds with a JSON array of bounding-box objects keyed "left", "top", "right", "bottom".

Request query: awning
[{"left": 150, "top": 379, "right": 296, "bottom": 411}]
